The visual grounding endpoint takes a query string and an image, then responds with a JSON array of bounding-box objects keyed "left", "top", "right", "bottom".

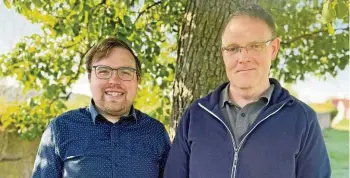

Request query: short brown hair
[
  {"left": 221, "top": 4, "right": 277, "bottom": 41},
  {"left": 85, "top": 37, "right": 141, "bottom": 79}
]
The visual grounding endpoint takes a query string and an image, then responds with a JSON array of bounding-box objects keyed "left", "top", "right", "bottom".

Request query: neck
[
  {"left": 103, "top": 115, "right": 120, "bottom": 124},
  {"left": 97, "top": 108, "right": 131, "bottom": 124},
  {"left": 229, "top": 79, "right": 270, "bottom": 108}
]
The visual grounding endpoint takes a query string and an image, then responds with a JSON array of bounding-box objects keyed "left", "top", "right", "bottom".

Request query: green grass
[
  {"left": 324, "top": 128, "right": 349, "bottom": 178},
  {"left": 333, "top": 119, "right": 350, "bottom": 131},
  {"left": 65, "top": 93, "right": 91, "bottom": 110}
]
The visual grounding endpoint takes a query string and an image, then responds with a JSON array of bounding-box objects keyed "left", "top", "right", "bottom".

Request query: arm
[
  {"left": 164, "top": 110, "right": 191, "bottom": 178},
  {"left": 32, "top": 122, "right": 62, "bottom": 178},
  {"left": 296, "top": 109, "right": 331, "bottom": 178}
]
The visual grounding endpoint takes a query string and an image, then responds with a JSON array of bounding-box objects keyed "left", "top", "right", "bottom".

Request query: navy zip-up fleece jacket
[{"left": 164, "top": 78, "right": 330, "bottom": 178}]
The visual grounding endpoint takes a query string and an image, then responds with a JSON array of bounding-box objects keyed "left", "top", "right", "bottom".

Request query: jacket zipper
[
  {"left": 199, "top": 102, "right": 288, "bottom": 178},
  {"left": 198, "top": 103, "right": 237, "bottom": 178}
]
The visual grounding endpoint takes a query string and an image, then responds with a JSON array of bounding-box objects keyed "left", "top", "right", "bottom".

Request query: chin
[
  {"left": 105, "top": 104, "right": 128, "bottom": 115},
  {"left": 230, "top": 80, "right": 253, "bottom": 89},
  {"left": 237, "top": 84, "right": 254, "bottom": 89}
]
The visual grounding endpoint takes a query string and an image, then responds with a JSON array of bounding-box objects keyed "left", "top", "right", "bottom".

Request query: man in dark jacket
[{"left": 164, "top": 4, "right": 331, "bottom": 178}]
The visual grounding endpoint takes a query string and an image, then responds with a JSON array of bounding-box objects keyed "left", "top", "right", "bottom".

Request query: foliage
[
  {"left": 64, "top": 93, "right": 91, "bottom": 109},
  {"left": 261, "top": 0, "right": 349, "bottom": 81},
  {"left": 1, "top": 0, "right": 184, "bottom": 139},
  {"left": 1, "top": 0, "right": 348, "bottom": 139}
]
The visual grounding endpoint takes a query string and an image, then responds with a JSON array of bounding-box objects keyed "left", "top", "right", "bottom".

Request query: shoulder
[
  {"left": 136, "top": 109, "right": 167, "bottom": 131},
  {"left": 49, "top": 107, "right": 90, "bottom": 129},
  {"left": 290, "top": 97, "right": 318, "bottom": 123}
]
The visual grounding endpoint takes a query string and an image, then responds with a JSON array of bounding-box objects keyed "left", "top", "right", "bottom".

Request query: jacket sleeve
[
  {"left": 295, "top": 109, "right": 331, "bottom": 178},
  {"left": 32, "top": 122, "right": 62, "bottom": 178},
  {"left": 164, "top": 109, "right": 191, "bottom": 178}
]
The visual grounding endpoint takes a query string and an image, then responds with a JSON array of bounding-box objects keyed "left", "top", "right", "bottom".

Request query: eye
[
  {"left": 119, "top": 70, "right": 133, "bottom": 76},
  {"left": 96, "top": 67, "right": 111, "bottom": 75},
  {"left": 225, "top": 46, "right": 240, "bottom": 53},
  {"left": 249, "top": 44, "right": 264, "bottom": 51}
]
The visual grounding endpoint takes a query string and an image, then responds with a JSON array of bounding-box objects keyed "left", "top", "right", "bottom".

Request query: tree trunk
[{"left": 170, "top": 0, "right": 258, "bottom": 139}]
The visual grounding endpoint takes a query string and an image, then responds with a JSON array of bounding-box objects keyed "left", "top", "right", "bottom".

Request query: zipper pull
[{"left": 233, "top": 151, "right": 238, "bottom": 166}]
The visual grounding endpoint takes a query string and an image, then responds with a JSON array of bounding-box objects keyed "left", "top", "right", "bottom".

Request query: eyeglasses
[
  {"left": 221, "top": 39, "right": 274, "bottom": 55},
  {"left": 92, "top": 65, "right": 137, "bottom": 81}
]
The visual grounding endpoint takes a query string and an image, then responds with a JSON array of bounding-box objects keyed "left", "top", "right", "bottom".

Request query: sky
[{"left": 0, "top": 2, "right": 349, "bottom": 103}]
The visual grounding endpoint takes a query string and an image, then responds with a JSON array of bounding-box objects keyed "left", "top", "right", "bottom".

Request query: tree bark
[{"left": 170, "top": 0, "right": 258, "bottom": 139}]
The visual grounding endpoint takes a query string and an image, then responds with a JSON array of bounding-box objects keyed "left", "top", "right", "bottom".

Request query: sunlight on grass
[
  {"left": 64, "top": 94, "right": 90, "bottom": 110},
  {"left": 324, "top": 129, "right": 349, "bottom": 178},
  {"left": 333, "top": 119, "right": 349, "bottom": 131}
]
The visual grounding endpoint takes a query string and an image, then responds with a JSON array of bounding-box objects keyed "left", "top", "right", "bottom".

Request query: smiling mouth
[{"left": 105, "top": 91, "right": 124, "bottom": 97}]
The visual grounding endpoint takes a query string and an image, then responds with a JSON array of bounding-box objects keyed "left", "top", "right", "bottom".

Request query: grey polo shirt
[{"left": 219, "top": 83, "right": 275, "bottom": 145}]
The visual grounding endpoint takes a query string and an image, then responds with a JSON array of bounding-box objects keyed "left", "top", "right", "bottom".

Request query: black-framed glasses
[
  {"left": 92, "top": 65, "right": 137, "bottom": 81},
  {"left": 221, "top": 39, "right": 274, "bottom": 55}
]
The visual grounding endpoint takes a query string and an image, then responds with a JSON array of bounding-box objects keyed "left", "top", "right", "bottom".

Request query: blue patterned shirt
[{"left": 32, "top": 102, "right": 171, "bottom": 178}]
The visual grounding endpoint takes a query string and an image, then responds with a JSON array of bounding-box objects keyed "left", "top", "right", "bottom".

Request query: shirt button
[{"left": 241, "top": 113, "right": 246, "bottom": 117}]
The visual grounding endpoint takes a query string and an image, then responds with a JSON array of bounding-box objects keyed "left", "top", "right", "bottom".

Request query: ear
[{"left": 271, "top": 37, "right": 280, "bottom": 61}]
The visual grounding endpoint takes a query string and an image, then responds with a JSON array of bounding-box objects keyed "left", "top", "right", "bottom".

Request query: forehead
[
  {"left": 92, "top": 47, "right": 136, "bottom": 67},
  {"left": 222, "top": 16, "right": 272, "bottom": 45}
]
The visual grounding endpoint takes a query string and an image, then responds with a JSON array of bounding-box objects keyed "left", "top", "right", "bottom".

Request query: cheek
[
  {"left": 223, "top": 55, "right": 236, "bottom": 69},
  {"left": 126, "top": 82, "right": 138, "bottom": 99},
  {"left": 90, "top": 79, "right": 106, "bottom": 95}
]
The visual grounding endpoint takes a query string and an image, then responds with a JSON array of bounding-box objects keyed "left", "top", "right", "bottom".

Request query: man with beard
[{"left": 32, "top": 38, "right": 170, "bottom": 178}]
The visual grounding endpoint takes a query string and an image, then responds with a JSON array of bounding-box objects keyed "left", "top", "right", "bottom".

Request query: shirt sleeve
[
  {"left": 32, "top": 122, "right": 62, "bottom": 178},
  {"left": 295, "top": 109, "right": 331, "bottom": 178},
  {"left": 164, "top": 109, "right": 191, "bottom": 178}
]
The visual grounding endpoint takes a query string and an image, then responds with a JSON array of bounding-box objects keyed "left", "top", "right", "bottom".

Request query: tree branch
[
  {"left": 0, "top": 155, "right": 22, "bottom": 162},
  {"left": 48, "top": 45, "right": 89, "bottom": 106},
  {"left": 281, "top": 27, "right": 349, "bottom": 46},
  {"left": 130, "top": 0, "right": 136, "bottom": 7},
  {"left": 92, "top": 0, "right": 106, "bottom": 13},
  {"left": 66, "top": 53, "right": 86, "bottom": 87},
  {"left": 135, "top": 1, "right": 163, "bottom": 22},
  {"left": 61, "top": 41, "right": 81, "bottom": 48}
]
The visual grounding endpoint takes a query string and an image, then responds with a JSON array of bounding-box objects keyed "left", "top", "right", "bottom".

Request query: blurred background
[{"left": 0, "top": 0, "right": 348, "bottom": 177}]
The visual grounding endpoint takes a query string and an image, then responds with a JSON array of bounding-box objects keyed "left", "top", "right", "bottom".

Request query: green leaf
[
  {"left": 4, "top": 0, "right": 11, "bottom": 8},
  {"left": 327, "top": 23, "right": 335, "bottom": 35},
  {"left": 321, "top": 0, "right": 334, "bottom": 24},
  {"left": 336, "top": 0, "right": 348, "bottom": 18},
  {"left": 32, "top": 0, "right": 43, "bottom": 8}
]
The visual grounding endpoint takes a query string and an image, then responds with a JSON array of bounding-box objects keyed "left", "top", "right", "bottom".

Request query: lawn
[{"left": 323, "top": 119, "right": 349, "bottom": 178}]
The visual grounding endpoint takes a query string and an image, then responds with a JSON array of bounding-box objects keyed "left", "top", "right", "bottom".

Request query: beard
[{"left": 94, "top": 98, "right": 130, "bottom": 117}]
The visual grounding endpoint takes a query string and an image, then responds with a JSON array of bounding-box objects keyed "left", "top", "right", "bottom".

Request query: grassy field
[{"left": 324, "top": 119, "right": 349, "bottom": 178}]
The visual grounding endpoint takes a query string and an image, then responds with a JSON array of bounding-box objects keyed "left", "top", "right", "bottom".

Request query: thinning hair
[{"left": 221, "top": 4, "right": 277, "bottom": 41}]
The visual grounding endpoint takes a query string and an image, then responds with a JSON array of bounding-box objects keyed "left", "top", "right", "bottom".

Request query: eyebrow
[{"left": 224, "top": 40, "right": 268, "bottom": 47}]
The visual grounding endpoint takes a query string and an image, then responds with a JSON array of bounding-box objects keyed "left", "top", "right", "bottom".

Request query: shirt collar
[
  {"left": 88, "top": 99, "right": 137, "bottom": 124},
  {"left": 220, "top": 83, "right": 231, "bottom": 108},
  {"left": 261, "top": 84, "right": 275, "bottom": 104},
  {"left": 220, "top": 83, "right": 275, "bottom": 108}
]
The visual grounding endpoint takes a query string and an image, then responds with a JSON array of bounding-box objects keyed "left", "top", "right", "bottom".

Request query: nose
[
  {"left": 237, "top": 47, "right": 250, "bottom": 63},
  {"left": 108, "top": 71, "right": 122, "bottom": 84}
]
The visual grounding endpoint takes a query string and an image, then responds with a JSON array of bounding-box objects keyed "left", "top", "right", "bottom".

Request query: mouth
[
  {"left": 237, "top": 69, "right": 255, "bottom": 73},
  {"left": 105, "top": 91, "right": 125, "bottom": 98}
]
